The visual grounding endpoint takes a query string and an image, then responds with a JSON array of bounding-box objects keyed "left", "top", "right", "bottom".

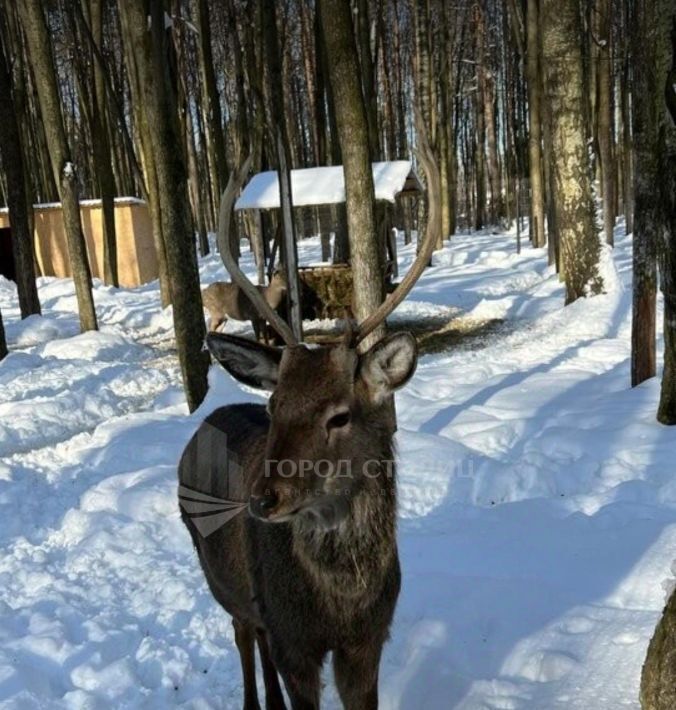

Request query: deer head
[
  {"left": 268, "top": 268, "right": 287, "bottom": 291},
  {"left": 207, "top": 330, "right": 416, "bottom": 528}
]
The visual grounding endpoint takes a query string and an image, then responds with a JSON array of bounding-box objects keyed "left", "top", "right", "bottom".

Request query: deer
[
  {"left": 179, "top": 115, "right": 440, "bottom": 709},
  {"left": 202, "top": 268, "right": 287, "bottom": 341}
]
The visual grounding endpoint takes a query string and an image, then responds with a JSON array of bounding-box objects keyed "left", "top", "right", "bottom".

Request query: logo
[
  {"left": 179, "top": 421, "right": 247, "bottom": 537},
  {"left": 178, "top": 484, "right": 247, "bottom": 537}
]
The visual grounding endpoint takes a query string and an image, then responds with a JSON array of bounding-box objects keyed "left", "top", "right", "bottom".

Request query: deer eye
[{"left": 326, "top": 410, "right": 351, "bottom": 431}]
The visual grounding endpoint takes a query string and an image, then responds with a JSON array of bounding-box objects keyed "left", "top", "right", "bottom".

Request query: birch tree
[{"left": 541, "top": 0, "right": 603, "bottom": 303}]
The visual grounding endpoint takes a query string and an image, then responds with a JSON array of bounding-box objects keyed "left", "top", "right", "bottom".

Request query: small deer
[
  {"left": 180, "top": 121, "right": 439, "bottom": 709},
  {"left": 202, "top": 269, "right": 287, "bottom": 341}
]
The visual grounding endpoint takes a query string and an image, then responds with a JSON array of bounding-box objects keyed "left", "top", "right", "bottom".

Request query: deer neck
[
  {"left": 264, "top": 283, "right": 285, "bottom": 309},
  {"left": 291, "top": 459, "right": 397, "bottom": 606}
]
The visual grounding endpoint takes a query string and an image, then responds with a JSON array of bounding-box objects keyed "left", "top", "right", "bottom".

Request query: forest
[{"left": 0, "top": 0, "right": 675, "bottom": 708}]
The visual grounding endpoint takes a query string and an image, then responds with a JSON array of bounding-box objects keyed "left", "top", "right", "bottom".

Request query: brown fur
[
  {"left": 202, "top": 270, "right": 287, "bottom": 341},
  {"left": 178, "top": 333, "right": 417, "bottom": 709}
]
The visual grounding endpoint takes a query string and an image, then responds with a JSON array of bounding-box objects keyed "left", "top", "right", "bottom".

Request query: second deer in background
[{"left": 202, "top": 269, "right": 287, "bottom": 342}]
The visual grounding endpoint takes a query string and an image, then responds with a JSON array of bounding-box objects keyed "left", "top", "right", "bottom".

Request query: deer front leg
[
  {"left": 233, "top": 618, "right": 261, "bottom": 710},
  {"left": 207, "top": 315, "right": 226, "bottom": 333},
  {"left": 256, "top": 629, "right": 287, "bottom": 710},
  {"left": 270, "top": 644, "right": 321, "bottom": 710},
  {"left": 252, "top": 317, "right": 270, "bottom": 344},
  {"left": 333, "top": 642, "right": 382, "bottom": 710},
  {"left": 279, "top": 666, "right": 320, "bottom": 710}
]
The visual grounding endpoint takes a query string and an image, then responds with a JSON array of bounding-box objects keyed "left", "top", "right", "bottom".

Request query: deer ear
[
  {"left": 358, "top": 332, "right": 417, "bottom": 404},
  {"left": 206, "top": 333, "right": 281, "bottom": 390}
]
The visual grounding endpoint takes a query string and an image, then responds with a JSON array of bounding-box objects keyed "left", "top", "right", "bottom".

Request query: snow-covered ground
[{"left": 0, "top": 224, "right": 674, "bottom": 709}]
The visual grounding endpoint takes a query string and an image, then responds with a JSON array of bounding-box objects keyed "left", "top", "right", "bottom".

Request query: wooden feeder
[{"left": 235, "top": 161, "right": 422, "bottom": 320}]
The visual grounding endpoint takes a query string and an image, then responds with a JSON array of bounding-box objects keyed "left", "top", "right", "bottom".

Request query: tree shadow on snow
[{"left": 391, "top": 293, "right": 676, "bottom": 709}]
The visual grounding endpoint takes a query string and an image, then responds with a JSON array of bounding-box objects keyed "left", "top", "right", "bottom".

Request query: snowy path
[{"left": 1, "top": 227, "right": 675, "bottom": 708}]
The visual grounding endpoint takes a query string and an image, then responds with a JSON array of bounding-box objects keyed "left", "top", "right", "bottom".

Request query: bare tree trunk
[
  {"left": 118, "top": 0, "right": 208, "bottom": 412},
  {"left": 315, "top": 8, "right": 350, "bottom": 263},
  {"left": 477, "top": 4, "right": 501, "bottom": 224},
  {"left": 193, "top": 0, "right": 228, "bottom": 223},
  {"left": 119, "top": 12, "right": 172, "bottom": 308},
  {"left": 439, "top": 109, "right": 451, "bottom": 239},
  {"left": 145, "top": 153, "right": 172, "bottom": 308},
  {"left": 620, "top": 63, "right": 634, "bottom": 235},
  {"left": 318, "top": 0, "right": 384, "bottom": 351},
  {"left": 630, "top": 0, "right": 664, "bottom": 389},
  {"left": 262, "top": 0, "right": 303, "bottom": 339},
  {"left": 472, "top": 5, "right": 487, "bottom": 232},
  {"left": 655, "top": 7, "right": 676, "bottom": 424},
  {"left": 89, "top": 0, "right": 118, "bottom": 286},
  {"left": 17, "top": 0, "right": 97, "bottom": 331},
  {"left": 541, "top": 0, "right": 603, "bottom": 304},
  {"left": 0, "top": 307, "right": 7, "bottom": 360},
  {"left": 620, "top": 1, "right": 634, "bottom": 234},
  {"left": 355, "top": 0, "right": 380, "bottom": 161},
  {"left": 185, "top": 98, "right": 209, "bottom": 258},
  {"left": 379, "top": 9, "right": 397, "bottom": 161},
  {"left": 641, "top": 587, "right": 676, "bottom": 710},
  {"left": 542, "top": 97, "right": 560, "bottom": 270},
  {"left": 0, "top": 31, "right": 41, "bottom": 318},
  {"left": 596, "top": 0, "right": 615, "bottom": 246},
  {"left": 474, "top": 95, "right": 487, "bottom": 230},
  {"left": 526, "top": 0, "right": 546, "bottom": 248}
]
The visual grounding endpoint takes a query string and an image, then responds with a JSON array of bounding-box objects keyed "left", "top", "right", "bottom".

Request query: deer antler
[
  {"left": 354, "top": 107, "right": 442, "bottom": 345},
  {"left": 217, "top": 155, "right": 298, "bottom": 347}
]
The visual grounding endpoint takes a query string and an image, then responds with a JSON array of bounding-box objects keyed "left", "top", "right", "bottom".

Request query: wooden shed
[
  {"left": 234, "top": 160, "right": 422, "bottom": 319},
  {"left": 235, "top": 160, "right": 422, "bottom": 210},
  {"left": 0, "top": 197, "right": 158, "bottom": 287}
]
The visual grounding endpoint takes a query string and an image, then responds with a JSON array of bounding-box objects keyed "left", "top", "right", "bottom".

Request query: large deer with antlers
[{"left": 179, "top": 126, "right": 440, "bottom": 709}]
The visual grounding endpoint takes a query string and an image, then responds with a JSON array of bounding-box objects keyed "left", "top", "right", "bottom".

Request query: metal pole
[{"left": 276, "top": 128, "right": 303, "bottom": 341}]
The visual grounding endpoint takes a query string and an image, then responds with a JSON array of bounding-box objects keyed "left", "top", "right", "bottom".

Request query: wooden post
[
  {"left": 276, "top": 129, "right": 303, "bottom": 341},
  {"left": 387, "top": 228, "right": 398, "bottom": 278}
]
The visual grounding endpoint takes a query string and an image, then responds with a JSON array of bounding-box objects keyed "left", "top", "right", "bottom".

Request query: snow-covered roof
[
  {"left": 0, "top": 196, "right": 145, "bottom": 214},
  {"left": 235, "top": 161, "right": 421, "bottom": 210}
]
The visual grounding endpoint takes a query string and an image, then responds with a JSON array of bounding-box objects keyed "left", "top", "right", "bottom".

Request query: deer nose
[{"left": 249, "top": 491, "right": 279, "bottom": 519}]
